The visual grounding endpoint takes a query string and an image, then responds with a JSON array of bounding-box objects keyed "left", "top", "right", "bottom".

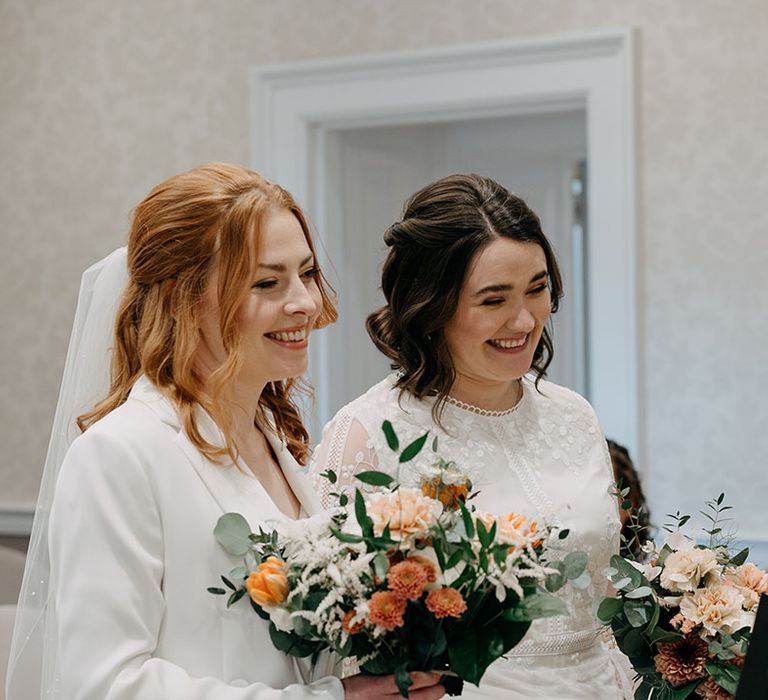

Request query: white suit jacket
[{"left": 49, "top": 376, "right": 344, "bottom": 700}]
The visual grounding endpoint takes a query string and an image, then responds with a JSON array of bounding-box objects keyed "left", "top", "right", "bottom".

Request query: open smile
[
  {"left": 265, "top": 326, "right": 308, "bottom": 349},
  {"left": 486, "top": 335, "right": 529, "bottom": 353}
]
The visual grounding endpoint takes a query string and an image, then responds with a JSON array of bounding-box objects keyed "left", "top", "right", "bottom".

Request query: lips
[
  {"left": 487, "top": 335, "right": 527, "bottom": 349},
  {"left": 265, "top": 328, "right": 307, "bottom": 343}
]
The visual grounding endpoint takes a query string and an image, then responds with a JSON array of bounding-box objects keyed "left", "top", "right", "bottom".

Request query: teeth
[
  {"left": 488, "top": 336, "right": 526, "bottom": 349},
  {"left": 268, "top": 329, "right": 306, "bottom": 342}
]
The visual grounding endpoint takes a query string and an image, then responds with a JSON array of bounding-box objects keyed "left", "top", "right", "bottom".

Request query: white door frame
[{"left": 249, "top": 29, "right": 641, "bottom": 460}]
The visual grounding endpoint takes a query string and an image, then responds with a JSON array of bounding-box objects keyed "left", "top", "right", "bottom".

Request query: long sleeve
[
  {"left": 49, "top": 429, "right": 343, "bottom": 700},
  {"left": 309, "top": 410, "right": 383, "bottom": 510}
]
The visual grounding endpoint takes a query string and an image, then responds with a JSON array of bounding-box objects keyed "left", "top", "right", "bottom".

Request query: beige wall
[{"left": 1, "top": 1, "right": 767, "bottom": 542}]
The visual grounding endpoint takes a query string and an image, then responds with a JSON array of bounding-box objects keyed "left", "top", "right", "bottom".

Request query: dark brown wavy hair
[
  {"left": 78, "top": 163, "right": 337, "bottom": 465},
  {"left": 366, "top": 173, "right": 563, "bottom": 419}
]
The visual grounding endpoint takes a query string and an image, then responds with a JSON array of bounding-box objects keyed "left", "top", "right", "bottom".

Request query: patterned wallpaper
[{"left": 1, "top": 0, "right": 767, "bottom": 543}]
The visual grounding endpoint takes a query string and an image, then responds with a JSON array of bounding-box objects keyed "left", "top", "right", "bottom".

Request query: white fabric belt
[{"left": 504, "top": 628, "right": 601, "bottom": 658}]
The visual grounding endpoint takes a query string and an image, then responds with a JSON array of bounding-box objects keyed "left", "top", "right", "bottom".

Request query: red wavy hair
[{"left": 78, "top": 163, "right": 336, "bottom": 464}]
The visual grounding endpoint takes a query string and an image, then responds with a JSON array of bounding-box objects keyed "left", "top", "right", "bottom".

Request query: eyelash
[
  {"left": 251, "top": 267, "right": 320, "bottom": 290},
  {"left": 480, "top": 284, "right": 548, "bottom": 306}
]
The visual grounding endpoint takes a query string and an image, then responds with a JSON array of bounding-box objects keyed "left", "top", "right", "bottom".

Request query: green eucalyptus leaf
[
  {"left": 503, "top": 592, "right": 568, "bottom": 621},
  {"left": 214, "top": 513, "right": 253, "bottom": 556},
  {"left": 623, "top": 599, "right": 650, "bottom": 628},
  {"left": 669, "top": 679, "right": 702, "bottom": 699},
  {"left": 382, "top": 420, "right": 399, "bottom": 451},
  {"left": 355, "top": 470, "right": 395, "bottom": 487},
  {"left": 545, "top": 561, "right": 567, "bottom": 592},
  {"left": 399, "top": 432, "right": 429, "bottom": 463},
  {"left": 625, "top": 586, "right": 653, "bottom": 599},
  {"left": 704, "top": 661, "right": 740, "bottom": 695},
  {"left": 596, "top": 597, "right": 623, "bottom": 623},
  {"left": 570, "top": 571, "right": 592, "bottom": 589},
  {"left": 563, "top": 551, "right": 588, "bottom": 580}
]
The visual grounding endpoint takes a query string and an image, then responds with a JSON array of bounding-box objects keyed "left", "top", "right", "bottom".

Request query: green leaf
[
  {"left": 596, "top": 596, "right": 623, "bottom": 623},
  {"left": 394, "top": 665, "right": 413, "bottom": 698},
  {"left": 704, "top": 661, "right": 740, "bottom": 695},
  {"left": 623, "top": 599, "right": 650, "bottom": 627},
  {"left": 558, "top": 528, "right": 570, "bottom": 540},
  {"left": 729, "top": 547, "right": 749, "bottom": 566},
  {"left": 355, "top": 489, "right": 373, "bottom": 537},
  {"left": 431, "top": 435, "right": 439, "bottom": 452},
  {"left": 355, "top": 470, "right": 395, "bottom": 487},
  {"left": 460, "top": 502, "right": 475, "bottom": 539},
  {"left": 320, "top": 469, "right": 337, "bottom": 484},
  {"left": 373, "top": 552, "right": 389, "bottom": 581},
  {"left": 207, "top": 587, "right": 226, "bottom": 595},
  {"left": 669, "top": 679, "right": 702, "bottom": 699},
  {"left": 625, "top": 586, "right": 653, "bottom": 599},
  {"left": 227, "top": 588, "right": 246, "bottom": 607},
  {"left": 448, "top": 628, "right": 505, "bottom": 685},
  {"left": 338, "top": 493, "right": 349, "bottom": 507},
  {"left": 545, "top": 561, "right": 567, "bottom": 592},
  {"left": 329, "top": 527, "right": 364, "bottom": 544},
  {"left": 214, "top": 513, "right": 253, "bottom": 556},
  {"left": 399, "top": 432, "right": 429, "bottom": 463},
  {"left": 382, "top": 420, "right": 399, "bottom": 451},
  {"left": 503, "top": 592, "right": 568, "bottom": 621},
  {"left": 477, "top": 518, "right": 490, "bottom": 548},
  {"left": 563, "top": 551, "right": 588, "bottom": 580}
]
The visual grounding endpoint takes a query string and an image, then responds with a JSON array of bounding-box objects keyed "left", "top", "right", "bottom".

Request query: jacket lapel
[{"left": 129, "top": 376, "right": 321, "bottom": 521}]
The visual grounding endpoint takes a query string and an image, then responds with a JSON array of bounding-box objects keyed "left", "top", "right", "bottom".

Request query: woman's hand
[{"left": 342, "top": 671, "right": 445, "bottom": 699}]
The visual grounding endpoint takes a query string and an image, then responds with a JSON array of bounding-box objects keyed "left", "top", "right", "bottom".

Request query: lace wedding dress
[{"left": 310, "top": 373, "right": 634, "bottom": 699}]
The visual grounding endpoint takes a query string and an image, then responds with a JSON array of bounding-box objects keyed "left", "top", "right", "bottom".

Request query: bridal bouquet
[
  {"left": 598, "top": 493, "right": 767, "bottom": 699},
  {"left": 210, "top": 422, "right": 586, "bottom": 697}
]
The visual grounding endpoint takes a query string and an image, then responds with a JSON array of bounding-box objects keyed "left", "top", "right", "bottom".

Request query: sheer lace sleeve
[{"left": 309, "top": 410, "right": 383, "bottom": 510}]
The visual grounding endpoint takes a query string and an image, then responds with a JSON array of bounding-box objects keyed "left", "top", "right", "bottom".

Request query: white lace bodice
[{"left": 311, "top": 373, "right": 630, "bottom": 698}]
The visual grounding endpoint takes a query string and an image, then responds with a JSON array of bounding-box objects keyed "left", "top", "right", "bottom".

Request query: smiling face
[
  {"left": 443, "top": 237, "right": 551, "bottom": 397},
  {"left": 197, "top": 206, "right": 322, "bottom": 392}
]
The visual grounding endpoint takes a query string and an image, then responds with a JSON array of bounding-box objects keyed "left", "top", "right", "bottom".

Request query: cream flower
[
  {"left": 660, "top": 548, "right": 720, "bottom": 593},
  {"left": 365, "top": 488, "right": 443, "bottom": 539},
  {"left": 678, "top": 582, "right": 755, "bottom": 635},
  {"left": 725, "top": 563, "right": 768, "bottom": 610},
  {"left": 475, "top": 511, "right": 541, "bottom": 549}
]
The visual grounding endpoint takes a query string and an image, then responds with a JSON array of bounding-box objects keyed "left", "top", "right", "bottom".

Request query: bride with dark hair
[{"left": 311, "top": 174, "right": 633, "bottom": 698}]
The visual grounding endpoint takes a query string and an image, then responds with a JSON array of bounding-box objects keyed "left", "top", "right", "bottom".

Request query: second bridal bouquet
[
  {"left": 210, "top": 422, "right": 586, "bottom": 697},
  {"left": 598, "top": 493, "right": 767, "bottom": 699}
]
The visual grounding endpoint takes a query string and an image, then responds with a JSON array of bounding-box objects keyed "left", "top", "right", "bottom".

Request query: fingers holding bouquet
[{"left": 343, "top": 671, "right": 445, "bottom": 699}]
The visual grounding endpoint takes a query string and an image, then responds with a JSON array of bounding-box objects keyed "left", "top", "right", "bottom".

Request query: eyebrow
[
  {"left": 472, "top": 270, "right": 548, "bottom": 297},
  {"left": 257, "top": 254, "right": 314, "bottom": 272}
]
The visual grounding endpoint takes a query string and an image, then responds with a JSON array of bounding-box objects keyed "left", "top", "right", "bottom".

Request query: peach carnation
[
  {"left": 368, "top": 591, "right": 407, "bottom": 630},
  {"left": 246, "top": 556, "right": 289, "bottom": 607},
  {"left": 407, "top": 554, "right": 438, "bottom": 583},
  {"left": 660, "top": 548, "right": 720, "bottom": 593},
  {"left": 425, "top": 587, "right": 467, "bottom": 619},
  {"left": 476, "top": 511, "right": 541, "bottom": 549},
  {"left": 725, "top": 563, "right": 768, "bottom": 610},
  {"left": 366, "top": 488, "right": 443, "bottom": 538},
  {"left": 388, "top": 560, "right": 428, "bottom": 600},
  {"left": 654, "top": 633, "right": 708, "bottom": 687},
  {"left": 679, "top": 582, "right": 754, "bottom": 636}
]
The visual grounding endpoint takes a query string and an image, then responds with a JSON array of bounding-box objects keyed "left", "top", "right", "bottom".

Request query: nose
[
  {"left": 283, "top": 276, "right": 319, "bottom": 317},
  {"left": 506, "top": 304, "right": 536, "bottom": 333}
]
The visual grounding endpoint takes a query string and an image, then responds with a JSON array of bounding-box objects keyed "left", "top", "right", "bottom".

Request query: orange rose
[{"left": 245, "top": 556, "right": 289, "bottom": 607}]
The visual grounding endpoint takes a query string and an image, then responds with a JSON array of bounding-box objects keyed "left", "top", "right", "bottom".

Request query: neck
[{"left": 448, "top": 375, "right": 522, "bottom": 412}]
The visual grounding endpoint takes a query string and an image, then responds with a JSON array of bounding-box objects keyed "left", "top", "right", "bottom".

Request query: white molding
[
  {"left": 0, "top": 506, "right": 34, "bottom": 536},
  {"left": 250, "top": 29, "right": 640, "bottom": 461}
]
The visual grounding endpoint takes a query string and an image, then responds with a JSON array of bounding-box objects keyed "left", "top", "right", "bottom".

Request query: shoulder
[
  {"left": 60, "top": 397, "right": 178, "bottom": 486},
  {"left": 524, "top": 376, "right": 600, "bottom": 426},
  {"left": 327, "top": 373, "right": 401, "bottom": 423}
]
